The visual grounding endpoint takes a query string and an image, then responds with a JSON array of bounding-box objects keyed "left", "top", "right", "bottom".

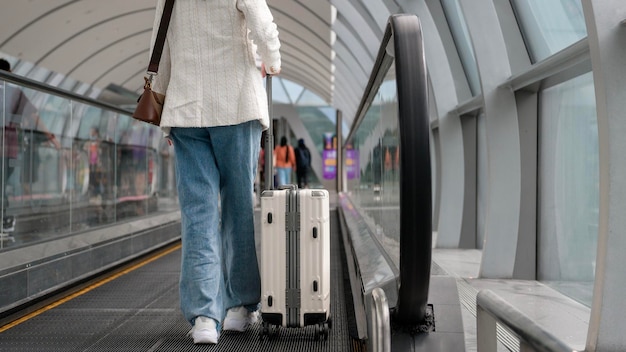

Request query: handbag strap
[{"left": 147, "top": 0, "right": 175, "bottom": 74}]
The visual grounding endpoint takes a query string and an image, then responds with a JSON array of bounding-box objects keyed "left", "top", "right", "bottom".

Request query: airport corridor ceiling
[{"left": 0, "top": 0, "right": 402, "bottom": 125}]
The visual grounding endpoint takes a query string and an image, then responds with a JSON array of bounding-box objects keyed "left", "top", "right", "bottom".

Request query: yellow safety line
[{"left": 0, "top": 243, "right": 181, "bottom": 333}]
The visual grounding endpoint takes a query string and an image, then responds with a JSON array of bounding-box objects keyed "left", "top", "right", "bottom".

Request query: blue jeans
[
  {"left": 276, "top": 167, "right": 291, "bottom": 186},
  {"left": 170, "top": 121, "right": 262, "bottom": 326}
]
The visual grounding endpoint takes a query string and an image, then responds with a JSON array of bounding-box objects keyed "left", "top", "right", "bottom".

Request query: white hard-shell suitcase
[
  {"left": 260, "top": 186, "right": 331, "bottom": 337},
  {"left": 259, "top": 76, "right": 331, "bottom": 339}
]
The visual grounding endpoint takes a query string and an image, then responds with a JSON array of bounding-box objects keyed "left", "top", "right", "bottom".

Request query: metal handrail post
[{"left": 369, "top": 287, "right": 391, "bottom": 352}]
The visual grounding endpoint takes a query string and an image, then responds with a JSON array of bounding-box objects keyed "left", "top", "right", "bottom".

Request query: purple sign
[
  {"left": 322, "top": 147, "right": 359, "bottom": 180},
  {"left": 345, "top": 149, "right": 359, "bottom": 180},
  {"left": 321, "top": 132, "right": 359, "bottom": 180},
  {"left": 323, "top": 149, "right": 337, "bottom": 179}
]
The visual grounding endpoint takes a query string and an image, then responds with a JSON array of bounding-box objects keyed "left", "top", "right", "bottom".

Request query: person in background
[
  {"left": 86, "top": 127, "right": 103, "bottom": 203},
  {"left": 0, "top": 58, "right": 20, "bottom": 233},
  {"left": 148, "top": 0, "right": 281, "bottom": 345},
  {"left": 295, "top": 138, "right": 311, "bottom": 188},
  {"left": 274, "top": 135, "right": 296, "bottom": 187},
  {"left": 0, "top": 58, "right": 59, "bottom": 232}
]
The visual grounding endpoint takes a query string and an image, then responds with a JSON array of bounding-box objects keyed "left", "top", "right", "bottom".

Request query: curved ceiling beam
[
  {"left": 66, "top": 29, "right": 152, "bottom": 77},
  {"left": 0, "top": 0, "right": 81, "bottom": 47},
  {"left": 0, "top": 1, "right": 335, "bottom": 109},
  {"left": 91, "top": 48, "right": 148, "bottom": 86},
  {"left": 1, "top": 1, "right": 155, "bottom": 61},
  {"left": 35, "top": 8, "right": 154, "bottom": 67}
]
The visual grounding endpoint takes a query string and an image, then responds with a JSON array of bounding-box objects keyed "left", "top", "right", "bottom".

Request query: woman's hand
[{"left": 261, "top": 63, "right": 280, "bottom": 77}]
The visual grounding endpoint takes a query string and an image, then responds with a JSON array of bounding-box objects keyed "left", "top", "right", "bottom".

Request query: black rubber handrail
[
  {"left": 392, "top": 14, "right": 431, "bottom": 326},
  {"left": 344, "top": 14, "right": 431, "bottom": 325},
  {"left": 0, "top": 69, "right": 132, "bottom": 116}
]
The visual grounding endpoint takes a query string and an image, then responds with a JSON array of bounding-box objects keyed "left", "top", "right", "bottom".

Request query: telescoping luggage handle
[{"left": 264, "top": 75, "right": 274, "bottom": 191}]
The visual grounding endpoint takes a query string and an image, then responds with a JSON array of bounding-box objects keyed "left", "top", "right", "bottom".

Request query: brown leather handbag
[
  {"left": 132, "top": 0, "right": 174, "bottom": 126},
  {"left": 134, "top": 77, "right": 165, "bottom": 126}
]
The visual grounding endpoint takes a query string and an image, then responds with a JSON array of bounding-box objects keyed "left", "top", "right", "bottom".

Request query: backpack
[{"left": 297, "top": 147, "right": 310, "bottom": 168}]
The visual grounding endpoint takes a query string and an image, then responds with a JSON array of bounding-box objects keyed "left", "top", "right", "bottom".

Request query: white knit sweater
[{"left": 149, "top": 0, "right": 281, "bottom": 134}]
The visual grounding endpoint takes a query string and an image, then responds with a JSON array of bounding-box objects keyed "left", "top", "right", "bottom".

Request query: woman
[
  {"left": 149, "top": 0, "right": 281, "bottom": 345},
  {"left": 273, "top": 136, "right": 296, "bottom": 186}
]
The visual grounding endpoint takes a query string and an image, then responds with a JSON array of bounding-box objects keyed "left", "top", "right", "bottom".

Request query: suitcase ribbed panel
[
  {"left": 286, "top": 188, "right": 301, "bottom": 327},
  {"left": 298, "top": 189, "right": 331, "bottom": 327},
  {"left": 260, "top": 190, "right": 288, "bottom": 322}
]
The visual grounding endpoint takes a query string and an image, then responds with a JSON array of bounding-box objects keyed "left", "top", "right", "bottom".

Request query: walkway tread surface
[{"left": 0, "top": 210, "right": 356, "bottom": 351}]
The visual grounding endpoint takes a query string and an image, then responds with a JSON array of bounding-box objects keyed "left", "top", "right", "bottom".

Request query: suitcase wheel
[
  {"left": 315, "top": 322, "right": 330, "bottom": 341},
  {"left": 260, "top": 324, "right": 269, "bottom": 340},
  {"left": 259, "top": 321, "right": 279, "bottom": 341},
  {"left": 260, "top": 322, "right": 270, "bottom": 340}
]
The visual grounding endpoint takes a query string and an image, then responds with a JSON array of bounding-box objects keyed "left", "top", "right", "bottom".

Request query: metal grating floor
[{"left": 0, "top": 210, "right": 358, "bottom": 351}]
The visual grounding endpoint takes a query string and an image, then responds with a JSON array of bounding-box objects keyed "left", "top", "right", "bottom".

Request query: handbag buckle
[{"left": 143, "top": 73, "right": 155, "bottom": 89}]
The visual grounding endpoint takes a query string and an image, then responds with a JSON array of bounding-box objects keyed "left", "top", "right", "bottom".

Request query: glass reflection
[
  {"left": 441, "top": 0, "right": 481, "bottom": 96},
  {"left": 538, "top": 72, "right": 598, "bottom": 306},
  {"left": 0, "top": 79, "right": 177, "bottom": 251},
  {"left": 346, "top": 64, "right": 401, "bottom": 268},
  {"left": 510, "top": 0, "right": 587, "bottom": 62}
]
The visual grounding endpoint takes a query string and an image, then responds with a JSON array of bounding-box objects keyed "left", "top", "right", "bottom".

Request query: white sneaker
[
  {"left": 223, "top": 306, "right": 259, "bottom": 332},
  {"left": 188, "top": 316, "right": 219, "bottom": 344}
]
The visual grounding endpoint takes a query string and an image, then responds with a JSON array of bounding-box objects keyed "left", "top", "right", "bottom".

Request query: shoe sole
[
  {"left": 193, "top": 332, "right": 218, "bottom": 344},
  {"left": 223, "top": 319, "right": 249, "bottom": 332},
  {"left": 194, "top": 338, "right": 218, "bottom": 344}
]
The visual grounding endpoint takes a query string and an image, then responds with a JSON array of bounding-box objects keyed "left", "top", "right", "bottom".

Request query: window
[
  {"left": 538, "top": 72, "right": 598, "bottom": 306},
  {"left": 510, "top": 0, "right": 587, "bottom": 62},
  {"left": 441, "top": 0, "right": 481, "bottom": 96}
]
